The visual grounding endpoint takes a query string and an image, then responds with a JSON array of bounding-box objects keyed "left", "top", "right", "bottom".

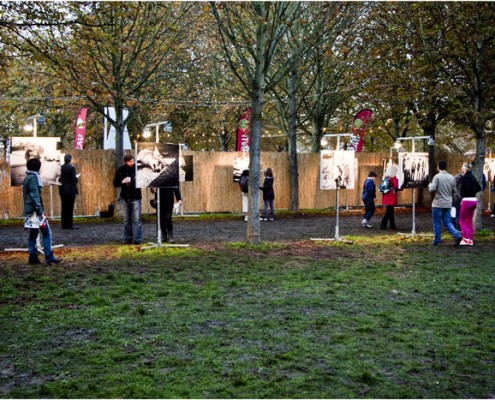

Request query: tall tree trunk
[
  {"left": 246, "top": 65, "right": 265, "bottom": 244},
  {"left": 287, "top": 67, "right": 299, "bottom": 211},
  {"left": 474, "top": 132, "right": 486, "bottom": 231},
  {"left": 310, "top": 117, "right": 323, "bottom": 153}
]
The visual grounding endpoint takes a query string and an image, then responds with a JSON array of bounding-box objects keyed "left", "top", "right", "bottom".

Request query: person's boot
[
  {"left": 28, "top": 254, "right": 41, "bottom": 265},
  {"left": 161, "top": 232, "right": 168, "bottom": 244},
  {"left": 46, "top": 257, "right": 62, "bottom": 265},
  {"left": 167, "top": 231, "right": 174, "bottom": 243}
]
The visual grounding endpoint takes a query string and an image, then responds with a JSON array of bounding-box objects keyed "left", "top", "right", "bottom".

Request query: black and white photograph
[
  {"left": 135, "top": 143, "right": 179, "bottom": 189},
  {"left": 483, "top": 158, "right": 495, "bottom": 182},
  {"left": 397, "top": 152, "right": 429, "bottom": 189},
  {"left": 180, "top": 155, "right": 193, "bottom": 182},
  {"left": 10, "top": 137, "right": 61, "bottom": 187},
  {"left": 233, "top": 156, "right": 249, "bottom": 182},
  {"left": 320, "top": 150, "right": 356, "bottom": 190}
]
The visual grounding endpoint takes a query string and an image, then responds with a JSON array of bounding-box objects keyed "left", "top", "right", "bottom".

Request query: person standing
[
  {"left": 380, "top": 166, "right": 400, "bottom": 230},
  {"left": 260, "top": 167, "right": 275, "bottom": 221},
  {"left": 113, "top": 155, "right": 142, "bottom": 244},
  {"left": 428, "top": 160, "right": 462, "bottom": 247},
  {"left": 152, "top": 186, "right": 182, "bottom": 243},
  {"left": 452, "top": 167, "right": 464, "bottom": 229},
  {"left": 23, "top": 158, "right": 62, "bottom": 265},
  {"left": 361, "top": 171, "right": 377, "bottom": 228},
  {"left": 239, "top": 169, "right": 249, "bottom": 221},
  {"left": 458, "top": 163, "right": 482, "bottom": 246},
  {"left": 59, "top": 154, "right": 79, "bottom": 229}
]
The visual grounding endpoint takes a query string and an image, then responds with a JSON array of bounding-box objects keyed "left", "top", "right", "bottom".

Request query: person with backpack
[
  {"left": 458, "top": 163, "right": 482, "bottom": 246},
  {"left": 379, "top": 165, "right": 400, "bottom": 230},
  {"left": 361, "top": 171, "right": 377, "bottom": 228},
  {"left": 239, "top": 169, "right": 249, "bottom": 221}
]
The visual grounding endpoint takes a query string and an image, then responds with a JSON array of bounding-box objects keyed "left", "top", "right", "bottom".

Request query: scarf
[{"left": 26, "top": 169, "right": 43, "bottom": 188}]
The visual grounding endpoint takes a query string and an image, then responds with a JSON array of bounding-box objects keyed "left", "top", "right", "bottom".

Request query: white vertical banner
[{"left": 103, "top": 107, "right": 132, "bottom": 150}]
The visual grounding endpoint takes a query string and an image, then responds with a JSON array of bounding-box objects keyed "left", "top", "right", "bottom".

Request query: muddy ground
[{"left": 1, "top": 207, "right": 494, "bottom": 250}]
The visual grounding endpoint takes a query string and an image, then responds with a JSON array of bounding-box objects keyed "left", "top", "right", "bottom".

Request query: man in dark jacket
[
  {"left": 113, "top": 155, "right": 142, "bottom": 244},
  {"left": 59, "top": 154, "right": 79, "bottom": 229}
]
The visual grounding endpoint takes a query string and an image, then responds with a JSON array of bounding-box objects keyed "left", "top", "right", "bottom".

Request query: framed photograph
[
  {"left": 320, "top": 150, "right": 357, "bottom": 190},
  {"left": 483, "top": 158, "right": 495, "bottom": 182},
  {"left": 10, "top": 137, "right": 61, "bottom": 187},
  {"left": 135, "top": 143, "right": 180, "bottom": 188},
  {"left": 233, "top": 156, "right": 249, "bottom": 182},
  {"left": 180, "top": 155, "right": 193, "bottom": 182},
  {"left": 398, "top": 152, "right": 429, "bottom": 189}
]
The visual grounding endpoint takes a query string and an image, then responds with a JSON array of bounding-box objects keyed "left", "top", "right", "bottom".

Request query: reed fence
[{"left": 0, "top": 150, "right": 491, "bottom": 219}]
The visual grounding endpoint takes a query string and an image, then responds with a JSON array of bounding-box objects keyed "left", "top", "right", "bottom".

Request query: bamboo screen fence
[{"left": 0, "top": 150, "right": 488, "bottom": 219}]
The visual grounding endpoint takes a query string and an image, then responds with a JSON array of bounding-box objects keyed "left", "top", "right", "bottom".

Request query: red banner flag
[
  {"left": 353, "top": 109, "right": 373, "bottom": 153},
  {"left": 236, "top": 108, "right": 252, "bottom": 152},
  {"left": 74, "top": 107, "right": 88, "bottom": 150}
]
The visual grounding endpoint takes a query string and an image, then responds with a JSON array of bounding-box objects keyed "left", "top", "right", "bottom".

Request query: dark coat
[
  {"left": 113, "top": 164, "right": 142, "bottom": 201},
  {"left": 460, "top": 171, "right": 482, "bottom": 198},
  {"left": 59, "top": 162, "right": 79, "bottom": 196},
  {"left": 260, "top": 176, "right": 275, "bottom": 201}
]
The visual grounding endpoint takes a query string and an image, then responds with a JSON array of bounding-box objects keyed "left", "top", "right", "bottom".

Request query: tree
[
  {"left": 210, "top": 2, "right": 306, "bottom": 243},
  {"left": 417, "top": 2, "right": 495, "bottom": 228},
  {"left": 2, "top": 2, "right": 193, "bottom": 171},
  {"left": 268, "top": 2, "right": 358, "bottom": 210}
]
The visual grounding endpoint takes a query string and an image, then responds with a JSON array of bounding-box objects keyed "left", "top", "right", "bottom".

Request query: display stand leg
[
  {"left": 311, "top": 185, "right": 352, "bottom": 244},
  {"left": 5, "top": 221, "right": 63, "bottom": 253},
  {"left": 398, "top": 188, "right": 431, "bottom": 239},
  {"left": 141, "top": 189, "right": 189, "bottom": 250}
]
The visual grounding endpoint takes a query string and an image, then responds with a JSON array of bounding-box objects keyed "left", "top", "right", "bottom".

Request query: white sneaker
[
  {"left": 364, "top": 224, "right": 373, "bottom": 229},
  {"left": 459, "top": 238, "right": 473, "bottom": 246},
  {"left": 361, "top": 219, "right": 368, "bottom": 228}
]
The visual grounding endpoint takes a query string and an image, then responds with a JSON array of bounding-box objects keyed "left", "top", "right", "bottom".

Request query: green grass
[{"left": 1, "top": 236, "right": 494, "bottom": 398}]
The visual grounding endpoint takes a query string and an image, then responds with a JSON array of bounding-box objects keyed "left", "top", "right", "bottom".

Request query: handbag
[{"left": 450, "top": 207, "right": 456, "bottom": 218}]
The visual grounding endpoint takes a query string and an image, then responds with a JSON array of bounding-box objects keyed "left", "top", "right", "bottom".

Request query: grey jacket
[
  {"left": 428, "top": 170, "right": 456, "bottom": 208},
  {"left": 23, "top": 171, "right": 44, "bottom": 216}
]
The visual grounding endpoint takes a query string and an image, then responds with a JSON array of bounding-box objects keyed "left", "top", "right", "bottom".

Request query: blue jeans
[
  {"left": 120, "top": 199, "right": 142, "bottom": 243},
  {"left": 363, "top": 199, "right": 375, "bottom": 221},
  {"left": 432, "top": 207, "right": 461, "bottom": 244},
  {"left": 264, "top": 199, "right": 274, "bottom": 219},
  {"left": 28, "top": 222, "right": 55, "bottom": 260}
]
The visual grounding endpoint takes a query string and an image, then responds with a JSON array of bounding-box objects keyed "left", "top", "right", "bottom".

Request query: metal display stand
[
  {"left": 395, "top": 136, "right": 434, "bottom": 239},
  {"left": 311, "top": 133, "right": 355, "bottom": 243},
  {"left": 311, "top": 181, "right": 353, "bottom": 243},
  {"left": 138, "top": 126, "right": 189, "bottom": 250}
]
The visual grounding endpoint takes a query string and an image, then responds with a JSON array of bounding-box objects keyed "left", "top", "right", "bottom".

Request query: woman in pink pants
[{"left": 459, "top": 163, "right": 482, "bottom": 246}]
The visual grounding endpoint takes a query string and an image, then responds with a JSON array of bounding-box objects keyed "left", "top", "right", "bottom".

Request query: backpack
[
  {"left": 378, "top": 176, "right": 392, "bottom": 194},
  {"left": 239, "top": 175, "right": 249, "bottom": 193}
]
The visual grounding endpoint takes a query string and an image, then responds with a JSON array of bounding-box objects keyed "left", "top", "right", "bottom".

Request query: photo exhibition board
[
  {"left": 484, "top": 158, "right": 495, "bottom": 182},
  {"left": 10, "top": 137, "right": 61, "bottom": 187},
  {"left": 135, "top": 143, "right": 180, "bottom": 189},
  {"left": 233, "top": 156, "right": 249, "bottom": 182},
  {"left": 180, "top": 155, "right": 193, "bottom": 182},
  {"left": 383, "top": 158, "right": 399, "bottom": 179},
  {"left": 397, "top": 152, "right": 429, "bottom": 189},
  {"left": 320, "top": 150, "right": 357, "bottom": 190}
]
